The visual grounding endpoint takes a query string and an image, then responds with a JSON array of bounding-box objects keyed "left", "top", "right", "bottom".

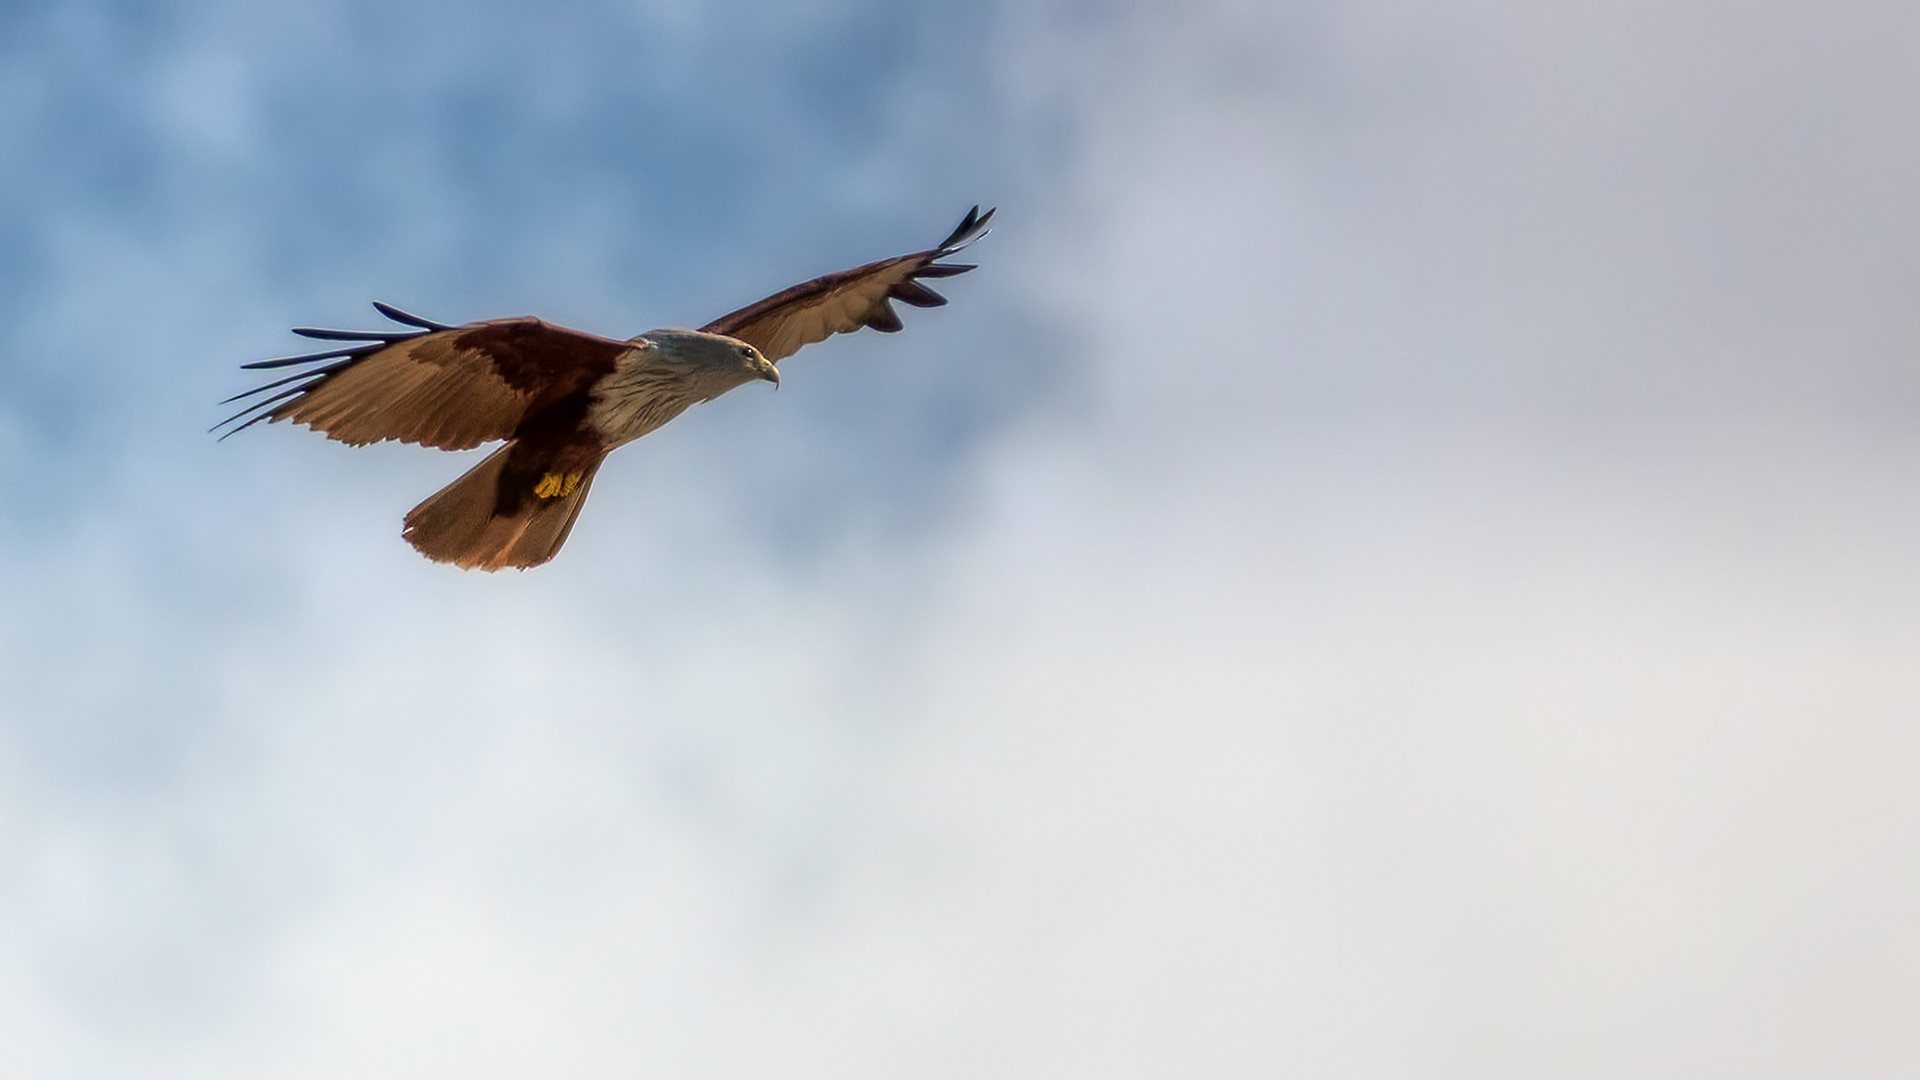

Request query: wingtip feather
[
  {"left": 292, "top": 327, "right": 418, "bottom": 343},
  {"left": 240, "top": 344, "right": 379, "bottom": 370},
  {"left": 210, "top": 384, "right": 309, "bottom": 438},
  {"left": 891, "top": 281, "right": 949, "bottom": 308},
  {"left": 937, "top": 205, "right": 992, "bottom": 251},
  {"left": 933, "top": 206, "right": 995, "bottom": 261},
  {"left": 372, "top": 302, "right": 454, "bottom": 331},
  {"left": 865, "top": 303, "right": 905, "bottom": 333},
  {"left": 219, "top": 360, "right": 353, "bottom": 405}
]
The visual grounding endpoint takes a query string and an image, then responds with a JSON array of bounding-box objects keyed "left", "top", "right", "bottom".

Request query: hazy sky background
[{"left": 1, "top": 1, "right": 1916, "bottom": 1076}]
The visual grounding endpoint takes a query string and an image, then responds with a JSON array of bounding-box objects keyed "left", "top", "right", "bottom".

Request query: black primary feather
[
  {"left": 290, "top": 327, "right": 416, "bottom": 342},
  {"left": 214, "top": 304, "right": 450, "bottom": 439},
  {"left": 219, "top": 359, "right": 359, "bottom": 404},
  {"left": 372, "top": 302, "right": 454, "bottom": 331},
  {"left": 241, "top": 345, "right": 376, "bottom": 370},
  {"left": 935, "top": 206, "right": 994, "bottom": 253},
  {"left": 890, "top": 281, "right": 948, "bottom": 308}
]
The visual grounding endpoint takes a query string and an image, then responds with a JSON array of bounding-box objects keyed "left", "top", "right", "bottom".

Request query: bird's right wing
[
  {"left": 700, "top": 206, "right": 993, "bottom": 363},
  {"left": 215, "top": 305, "right": 629, "bottom": 449}
]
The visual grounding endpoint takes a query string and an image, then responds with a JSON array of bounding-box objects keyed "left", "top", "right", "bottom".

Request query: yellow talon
[{"left": 533, "top": 471, "right": 582, "bottom": 499}]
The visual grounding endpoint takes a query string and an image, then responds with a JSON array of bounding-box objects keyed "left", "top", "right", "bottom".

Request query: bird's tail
[{"left": 402, "top": 443, "right": 603, "bottom": 571}]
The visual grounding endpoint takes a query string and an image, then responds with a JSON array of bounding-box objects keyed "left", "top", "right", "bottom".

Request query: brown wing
[
  {"left": 700, "top": 206, "right": 993, "bottom": 363},
  {"left": 215, "top": 303, "right": 628, "bottom": 449}
]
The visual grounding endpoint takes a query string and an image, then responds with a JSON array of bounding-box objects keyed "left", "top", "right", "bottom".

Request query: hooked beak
[{"left": 760, "top": 360, "right": 780, "bottom": 388}]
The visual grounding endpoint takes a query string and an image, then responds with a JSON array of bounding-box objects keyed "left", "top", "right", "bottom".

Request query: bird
[{"left": 218, "top": 206, "right": 993, "bottom": 571}]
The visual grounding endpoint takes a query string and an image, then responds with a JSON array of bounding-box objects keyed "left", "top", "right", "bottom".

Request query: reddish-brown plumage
[
  {"left": 447, "top": 319, "right": 625, "bottom": 398},
  {"left": 219, "top": 206, "right": 993, "bottom": 569},
  {"left": 701, "top": 205, "right": 992, "bottom": 359}
]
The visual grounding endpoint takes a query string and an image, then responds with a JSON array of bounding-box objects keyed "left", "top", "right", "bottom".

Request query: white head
[
  {"left": 633, "top": 328, "right": 779, "bottom": 397},
  {"left": 590, "top": 329, "right": 781, "bottom": 447}
]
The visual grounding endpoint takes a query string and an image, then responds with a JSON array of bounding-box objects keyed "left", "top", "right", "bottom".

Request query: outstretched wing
[
  {"left": 701, "top": 206, "right": 993, "bottom": 363},
  {"left": 214, "top": 303, "right": 629, "bottom": 449}
]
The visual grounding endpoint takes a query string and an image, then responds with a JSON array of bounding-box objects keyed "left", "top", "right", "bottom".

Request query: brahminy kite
[{"left": 218, "top": 206, "right": 992, "bottom": 570}]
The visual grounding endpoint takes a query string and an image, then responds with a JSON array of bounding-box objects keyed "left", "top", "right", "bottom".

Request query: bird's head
[{"left": 636, "top": 329, "right": 779, "bottom": 395}]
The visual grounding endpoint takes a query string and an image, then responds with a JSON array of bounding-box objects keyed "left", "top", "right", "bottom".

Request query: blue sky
[{"left": 2, "top": 1, "right": 1918, "bottom": 1077}]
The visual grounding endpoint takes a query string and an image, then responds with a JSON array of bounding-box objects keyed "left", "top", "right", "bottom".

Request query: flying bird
[{"left": 218, "top": 206, "right": 993, "bottom": 570}]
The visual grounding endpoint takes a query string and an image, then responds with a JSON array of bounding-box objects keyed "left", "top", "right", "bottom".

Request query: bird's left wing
[
  {"left": 215, "top": 304, "right": 629, "bottom": 449},
  {"left": 700, "top": 206, "right": 992, "bottom": 363}
]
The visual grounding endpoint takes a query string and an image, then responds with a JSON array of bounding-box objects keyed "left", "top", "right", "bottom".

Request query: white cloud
[{"left": 2, "top": 1, "right": 1917, "bottom": 1076}]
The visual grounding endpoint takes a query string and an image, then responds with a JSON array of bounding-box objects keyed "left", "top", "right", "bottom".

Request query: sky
[{"left": 1, "top": 0, "right": 1917, "bottom": 1076}]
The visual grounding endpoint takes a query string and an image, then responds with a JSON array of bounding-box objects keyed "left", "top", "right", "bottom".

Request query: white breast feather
[{"left": 586, "top": 344, "right": 700, "bottom": 447}]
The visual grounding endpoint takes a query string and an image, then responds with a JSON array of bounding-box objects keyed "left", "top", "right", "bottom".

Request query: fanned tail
[{"left": 401, "top": 444, "right": 603, "bottom": 571}]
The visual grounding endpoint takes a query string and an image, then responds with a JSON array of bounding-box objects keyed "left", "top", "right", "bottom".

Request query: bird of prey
[{"left": 218, "top": 206, "right": 992, "bottom": 570}]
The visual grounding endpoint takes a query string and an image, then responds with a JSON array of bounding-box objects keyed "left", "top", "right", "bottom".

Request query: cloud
[{"left": 1, "top": 1, "right": 1917, "bottom": 1077}]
